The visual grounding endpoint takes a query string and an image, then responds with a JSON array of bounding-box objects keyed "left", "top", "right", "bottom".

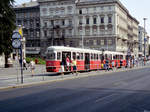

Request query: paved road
[{"left": 0, "top": 67, "right": 150, "bottom": 112}]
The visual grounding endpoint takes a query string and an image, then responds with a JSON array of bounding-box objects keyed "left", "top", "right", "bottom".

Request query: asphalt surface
[{"left": 0, "top": 67, "right": 150, "bottom": 112}]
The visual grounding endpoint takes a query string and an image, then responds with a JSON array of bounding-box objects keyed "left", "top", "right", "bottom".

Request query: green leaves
[{"left": 0, "top": 0, "right": 16, "bottom": 55}]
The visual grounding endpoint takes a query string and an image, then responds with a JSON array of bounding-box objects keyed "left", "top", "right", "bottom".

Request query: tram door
[
  {"left": 62, "top": 52, "right": 71, "bottom": 71},
  {"left": 84, "top": 53, "right": 90, "bottom": 70}
]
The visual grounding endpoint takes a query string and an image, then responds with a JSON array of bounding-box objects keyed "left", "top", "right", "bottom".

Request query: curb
[{"left": 0, "top": 65, "right": 150, "bottom": 91}]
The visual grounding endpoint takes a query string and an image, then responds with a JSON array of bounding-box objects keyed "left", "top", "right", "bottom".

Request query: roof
[
  {"left": 14, "top": 1, "right": 39, "bottom": 8},
  {"left": 46, "top": 46, "right": 102, "bottom": 54},
  {"left": 46, "top": 46, "right": 125, "bottom": 55}
]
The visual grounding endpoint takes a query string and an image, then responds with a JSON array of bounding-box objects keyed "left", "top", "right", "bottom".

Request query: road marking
[{"left": 95, "top": 93, "right": 118, "bottom": 103}]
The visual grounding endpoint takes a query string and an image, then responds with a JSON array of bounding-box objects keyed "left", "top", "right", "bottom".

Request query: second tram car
[{"left": 45, "top": 46, "right": 127, "bottom": 72}]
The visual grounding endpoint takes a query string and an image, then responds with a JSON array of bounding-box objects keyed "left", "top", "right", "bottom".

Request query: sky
[{"left": 15, "top": 0, "right": 150, "bottom": 35}]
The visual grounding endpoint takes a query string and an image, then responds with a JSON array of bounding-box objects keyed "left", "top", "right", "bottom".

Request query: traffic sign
[
  {"left": 12, "top": 39, "right": 21, "bottom": 49},
  {"left": 12, "top": 32, "right": 22, "bottom": 39}
]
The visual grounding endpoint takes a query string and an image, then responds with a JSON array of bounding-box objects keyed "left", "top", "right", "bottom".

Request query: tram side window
[
  {"left": 94, "top": 54, "right": 96, "bottom": 60},
  {"left": 73, "top": 52, "right": 76, "bottom": 59},
  {"left": 77, "top": 52, "right": 80, "bottom": 60},
  {"left": 47, "top": 53, "right": 55, "bottom": 60},
  {"left": 99, "top": 54, "right": 104, "bottom": 61},
  {"left": 91, "top": 53, "right": 94, "bottom": 60},
  {"left": 113, "top": 55, "right": 116, "bottom": 60},
  {"left": 109, "top": 54, "right": 112, "bottom": 60},
  {"left": 105, "top": 54, "right": 108, "bottom": 59},
  {"left": 96, "top": 54, "right": 98, "bottom": 60},
  {"left": 81, "top": 53, "right": 83, "bottom": 60},
  {"left": 120, "top": 55, "right": 123, "bottom": 59},
  {"left": 57, "top": 52, "right": 61, "bottom": 60}
]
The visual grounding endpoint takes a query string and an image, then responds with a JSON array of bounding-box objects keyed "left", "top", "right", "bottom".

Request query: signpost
[{"left": 12, "top": 31, "right": 24, "bottom": 84}]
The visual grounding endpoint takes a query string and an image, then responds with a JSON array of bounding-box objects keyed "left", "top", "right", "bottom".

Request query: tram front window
[{"left": 46, "top": 53, "right": 55, "bottom": 60}]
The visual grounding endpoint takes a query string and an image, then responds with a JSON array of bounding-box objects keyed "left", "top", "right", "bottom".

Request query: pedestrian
[
  {"left": 66, "top": 55, "right": 70, "bottom": 71},
  {"left": 105, "top": 58, "right": 109, "bottom": 71},
  {"left": 29, "top": 60, "right": 35, "bottom": 76},
  {"left": 112, "top": 60, "right": 115, "bottom": 70},
  {"left": 23, "top": 58, "right": 27, "bottom": 70},
  {"left": 71, "top": 57, "right": 78, "bottom": 75}
]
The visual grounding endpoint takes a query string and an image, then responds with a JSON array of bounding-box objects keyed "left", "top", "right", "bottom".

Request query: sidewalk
[{"left": 0, "top": 62, "right": 150, "bottom": 90}]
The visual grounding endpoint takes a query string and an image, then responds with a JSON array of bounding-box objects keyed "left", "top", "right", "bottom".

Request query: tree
[{"left": 0, "top": 0, "right": 16, "bottom": 67}]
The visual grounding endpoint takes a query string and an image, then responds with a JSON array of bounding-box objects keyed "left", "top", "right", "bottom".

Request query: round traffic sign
[
  {"left": 12, "top": 32, "right": 21, "bottom": 39},
  {"left": 12, "top": 39, "right": 21, "bottom": 49}
]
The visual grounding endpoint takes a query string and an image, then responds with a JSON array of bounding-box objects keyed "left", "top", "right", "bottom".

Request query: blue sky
[{"left": 15, "top": 0, "right": 150, "bottom": 35}]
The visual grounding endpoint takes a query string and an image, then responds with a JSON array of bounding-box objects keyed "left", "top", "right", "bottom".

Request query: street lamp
[{"left": 143, "top": 18, "right": 147, "bottom": 57}]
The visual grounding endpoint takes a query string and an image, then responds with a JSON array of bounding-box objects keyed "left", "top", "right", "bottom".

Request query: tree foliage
[{"left": 0, "top": 0, "right": 16, "bottom": 55}]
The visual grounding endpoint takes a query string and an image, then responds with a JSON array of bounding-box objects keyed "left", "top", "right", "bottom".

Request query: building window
[
  {"left": 62, "top": 29, "right": 65, "bottom": 35},
  {"left": 62, "top": 20, "right": 65, "bottom": 25},
  {"left": 108, "top": 6, "right": 112, "bottom": 10},
  {"left": 69, "top": 29, "right": 72, "bottom": 35},
  {"left": 86, "top": 8, "right": 89, "bottom": 13},
  {"left": 44, "top": 22, "right": 47, "bottom": 27},
  {"left": 17, "top": 20, "right": 21, "bottom": 25},
  {"left": 69, "top": 20, "right": 72, "bottom": 26},
  {"left": 108, "top": 39, "right": 112, "bottom": 45},
  {"left": 23, "top": 20, "right": 27, "bottom": 27},
  {"left": 36, "top": 20, "right": 39, "bottom": 27},
  {"left": 61, "top": 8, "right": 65, "bottom": 14},
  {"left": 42, "top": 8, "right": 47, "bottom": 14},
  {"left": 79, "top": 9, "right": 82, "bottom": 14},
  {"left": 55, "top": 9, "right": 59, "bottom": 14},
  {"left": 49, "top": 9, "right": 54, "bottom": 15},
  {"left": 68, "top": 6, "right": 72, "bottom": 13},
  {"left": 30, "top": 20, "right": 33, "bottom": 27},
  {"left": 93, "top": 29, "right": 97, "bottom": 35},
  {"left": 86, "top": 18, "right": 89, "bottom": 24},
  {"left": 79, "top": 19, "right": 82, "bottom": 25},
  {"left": 51, "top": 20, "right": 54, "bottom": 26},
  {"left": 101, "top": 39, "right": 104, "bottom": 45},
  {"left": 89, "top": 40, "right": 93, "bottom": 45},
  {"left": 108, "top": 16, "right": 112, "bottom": 23},
  {"left": 93, "top": 17, "right": 97, "bottom": 24},
  {"left": 30, "top": 31, "right": 34, "bottom": 37},
  {"left": 44, "top": 30, "right": 47, "bottom": 37},
  {"left": 101, "top": 7, "right": 104, "bottom": 10},
  {"left": 101, "top": 17, "right": 104, "bottom": 23},
  {"left": 36, "top": 31, "right": 40, "bottom": 37},
  {"left": 85, "top": 29, "right": 90, "bottom": 35}
]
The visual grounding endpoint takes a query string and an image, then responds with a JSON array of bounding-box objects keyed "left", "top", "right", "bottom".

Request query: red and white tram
[{"left": 45, "top": 46, "right": 127, "bottom": 72}]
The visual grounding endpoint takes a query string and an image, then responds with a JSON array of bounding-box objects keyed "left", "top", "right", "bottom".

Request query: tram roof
[
  {"left": 47, "top": 46, "right": 102, "bottom": 53},
  {"left": 47, "top": 46, "right": 124, "bottom": 55}
]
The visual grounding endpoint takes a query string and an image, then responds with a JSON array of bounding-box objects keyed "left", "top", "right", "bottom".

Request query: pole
[
  {"left": 20, "top": 44, "right": 23, "bottom": 84},
  {"left": 143, "top": 18, "right": 147, "bottom": 57}
]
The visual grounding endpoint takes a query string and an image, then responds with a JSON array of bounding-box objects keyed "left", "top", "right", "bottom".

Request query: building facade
[
  {"left": 38, "top": 0, "right": 139, "bottom": 57},
  {"left": 138, "top": 26, "right": 149, "bottom": 57},
  {"left": 14, "top": 1, "right": 41, "bottom": 56}
]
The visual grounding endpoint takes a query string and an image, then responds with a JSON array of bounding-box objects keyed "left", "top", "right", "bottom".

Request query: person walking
[
  {"left": 66, "top": 55, "right": 70, "bottom": 71},
  {"left": 72, "top": 58, "right": 78, "bottom": 75},
  {"left": 23, "top": 58, "right": 27, "bottom": 70},
  {"left": 105, "top": 58, "right": 109, "bottom": 71},
  {"left": 29, "top": 60, "right": 35, "bottom": 76}
]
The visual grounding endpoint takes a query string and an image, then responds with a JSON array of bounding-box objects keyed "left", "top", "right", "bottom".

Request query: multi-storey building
[
  {"left": 38, "top": 0, "right": 139, "bottom": 57},
  {"left": 14, "top": 1, "right": 41, "bottom": 56},
  {"left": 138, "top": 26, "right": 149, "bottom": 57}
]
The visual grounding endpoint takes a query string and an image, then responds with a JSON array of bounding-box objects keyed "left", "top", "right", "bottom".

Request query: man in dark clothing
[{"left": 105, "top": 59, "right": 109, "bottom": 71}]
